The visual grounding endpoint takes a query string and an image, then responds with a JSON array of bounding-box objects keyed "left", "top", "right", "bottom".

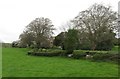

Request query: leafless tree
[
  {"left": 72, "top": 3, "right": 117, "bottom": 50},
  {"left": 20, "top": 17, "right": 55, "bottom": 48}
]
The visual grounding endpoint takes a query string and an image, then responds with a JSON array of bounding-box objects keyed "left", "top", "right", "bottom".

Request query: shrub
[
  {"left": 92, "top": 53, "right": 119, "bottom": 62},
  {"left": 27, "top": 51, "right": 32, "bottom": 55},
  {"left": 33, "top": 52, "right": 61, "bottom": 57},
  {"left": 70, "top": 50, "right": 97, "bottom": 59},
  {"left": 88, "top": 52, "right": 96, "bottom": 55},
  {"left": 92, "top": 53, "right": 105, "bottom": 61},
  {"left": 28, "top": 49, "right": 66, "bottom": 57},
  {"left": 27, "top": 48, "right": 39, "bottom": 55},
  {"left": 72, "top": 51, "right": 86, "bottom": 59},
  {"left": 72, "top": 53, "right": 86, "bottom": 59},
  {"left": 73, "top": 50, "right": 96, "bottom": 55},
  {"left": 109, "top": 54, "right": 120, "bottom": 63},
  {"left": 38, "top": 48, "right": 47, "bottom": 52}
]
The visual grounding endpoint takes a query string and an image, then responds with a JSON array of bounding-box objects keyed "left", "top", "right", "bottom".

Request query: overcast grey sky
[{"left": 0, "top": 0, "right": 119, "bottom": 43}]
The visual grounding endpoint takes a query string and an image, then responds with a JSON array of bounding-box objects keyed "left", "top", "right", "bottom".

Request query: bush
[
  {"left": 70, "top": 50, "right": 97, "bottom": 59},
  {"left": 72, "top": 53, "right": 86, "bottom": 59},
  {"left": 27, "top": 49, "right": 65, "bottom": 57},
  {"left": 73, "top": 50, "right": 96, "bottom": 55},
  {"left": 92, "top": 53, "right": 119, "bottom": 62},
  {"left": 92, "top": 53, "right": 105, "bottom": 61},
  {"left": 33, "top": 52, "right": 61, "bottom": 57},
  {"left": 72, "top": 51, "right": 86, "bottom": 59},
  {"left": 109, "top": 54, "right": 120, "bottom": 63},
  {"left": 88, "top": 52, "right": 96, "bottom": 55},
  {"left": 27, "top": 48, "right": 39, "bottom": 55},
  {"left": 27, "top": 51, "right": 32, "bottom": 55}
]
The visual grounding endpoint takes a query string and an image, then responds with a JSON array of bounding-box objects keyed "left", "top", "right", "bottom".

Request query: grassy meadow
[{"left": 2, "top": 47, "right": 118, "bottom": 77}]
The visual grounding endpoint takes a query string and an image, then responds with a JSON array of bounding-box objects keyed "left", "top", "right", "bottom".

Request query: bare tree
[
  {"left": 19, "top": 31, "right": 34, "bottom": 47},
  {"left": 20, "top": 17, "right": 55, "bottom": 48},
  {"left": 72, "top": 4, "right": 117, "bottom": 50}
]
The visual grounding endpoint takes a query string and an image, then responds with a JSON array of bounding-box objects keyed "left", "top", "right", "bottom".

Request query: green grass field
[{"left": 2, "top": 48, "right": 118, "bottom": 77}]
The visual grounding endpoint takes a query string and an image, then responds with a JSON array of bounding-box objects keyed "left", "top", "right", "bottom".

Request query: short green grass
[{"left": 2, "top": 48, "right": 118, "bottom": 77}]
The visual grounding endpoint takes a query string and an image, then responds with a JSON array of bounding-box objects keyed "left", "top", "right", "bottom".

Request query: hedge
[
  {"left": 92, "top": 53, "right": 120, "bottom": 63},
  {"left": 27, "top": 49, "right": 65, "bottom": 57},
  {"left": 27, "top": 49, "right": 119, "bottom": 63}
]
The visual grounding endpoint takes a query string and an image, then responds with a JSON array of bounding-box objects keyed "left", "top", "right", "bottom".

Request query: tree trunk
[{"left": 92, "top": 43, "right": 96, "bottom": 50}]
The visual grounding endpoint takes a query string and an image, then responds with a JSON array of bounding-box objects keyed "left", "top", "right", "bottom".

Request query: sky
[{"left": 0, "top": 0, "right": 119, "bottom": 43}]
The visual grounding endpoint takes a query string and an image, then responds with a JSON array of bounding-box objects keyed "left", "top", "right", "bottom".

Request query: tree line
[{"left": 12, "top": 3, "right": 119, "bottom": 53}]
